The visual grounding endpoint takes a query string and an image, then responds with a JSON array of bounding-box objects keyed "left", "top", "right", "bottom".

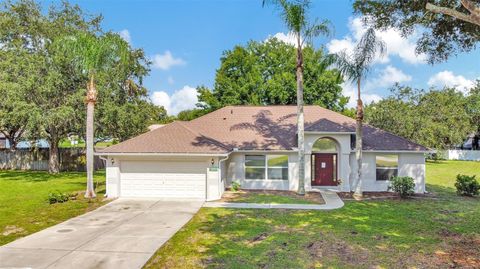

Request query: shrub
[
  {"left": 231, "top": 181, "right": 241, "bottom": 192},
  {"left": 455, "top": 174, "right": 480, "bottom": 197},
  {"left": 389, "top": 176, "right": 415, "bottom": 198},
  {"left": 48, "top": 190, "right": 70, "bottom": 204}
]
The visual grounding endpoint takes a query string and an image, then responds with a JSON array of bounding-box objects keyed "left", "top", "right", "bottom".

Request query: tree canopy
[
  {"left": 197, "top": 38, "right": 347, "bottom": 112},
  {"left": 365, "top": 84, "right": 478, "bottom": 149},
  {"left": 0, "top": 0, "right": 166, "bottom": 152},
  {"left": 353, "top": 0, "right": 480, "bottom": 63}
]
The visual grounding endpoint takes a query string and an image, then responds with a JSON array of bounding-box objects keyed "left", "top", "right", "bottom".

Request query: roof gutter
[
  {"left": 357, "top": 150, "right": 432, "bottom": 153},
  {"left": 95, "top": 152, "right": 230, "bottom": 157},
  {"left": 305, "top": 131, "right": 355, "bottom": 135}
]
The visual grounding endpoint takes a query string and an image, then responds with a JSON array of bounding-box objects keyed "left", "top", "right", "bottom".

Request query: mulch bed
[
  {"left": 221, "top": 189, "right": 325, "bottom": 204},
  {"left": 338, "top": 191, "right": 437, "bottom": 201}
]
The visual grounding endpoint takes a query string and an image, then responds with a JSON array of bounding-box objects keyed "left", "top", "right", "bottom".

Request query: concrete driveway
[{"left": 0, "top": 199, "right": 203, "bottom": 269}]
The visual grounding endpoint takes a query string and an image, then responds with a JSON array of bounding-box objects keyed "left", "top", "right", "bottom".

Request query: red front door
[{"left": 312, "top": 153, "right": 336, "bottom": 186}]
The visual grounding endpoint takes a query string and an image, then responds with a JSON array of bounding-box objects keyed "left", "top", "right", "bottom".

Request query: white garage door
[{"left": 120, "top": 160, "right": 207, "bottom": 199}]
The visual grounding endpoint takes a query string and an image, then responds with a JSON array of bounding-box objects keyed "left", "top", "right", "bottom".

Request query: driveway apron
[{"left": 0, "top": 199, "right": 203, "bottom": 269}]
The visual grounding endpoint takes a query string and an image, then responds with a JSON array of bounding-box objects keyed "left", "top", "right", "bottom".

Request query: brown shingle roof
[{"left": 99, "top": 105, "right": 427, "bottom": 154}]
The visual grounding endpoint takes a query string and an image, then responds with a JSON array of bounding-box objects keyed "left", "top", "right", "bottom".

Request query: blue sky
[{"left": 45, "top": 0, "right": 480, "bottom": 114}]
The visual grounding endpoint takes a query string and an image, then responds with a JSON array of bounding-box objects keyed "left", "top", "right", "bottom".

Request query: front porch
[{"left": 304, "top": 135, "right": 352, "bottom": 192}]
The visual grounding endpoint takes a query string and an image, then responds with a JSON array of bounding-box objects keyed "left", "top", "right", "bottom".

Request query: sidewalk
[{"left": 204, "top": 189, "right": 344, "bottom": 210}]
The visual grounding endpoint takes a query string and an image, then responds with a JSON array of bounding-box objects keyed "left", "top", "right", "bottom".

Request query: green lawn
[
  {"left": 145, "top": 160, "right": 480, "bottom": 269},
  {"left": 0, "top": 170, "right": 107, "bottom": 246},
  {"left": 58, "top": 139, "right": 113, "bottom": 148}
]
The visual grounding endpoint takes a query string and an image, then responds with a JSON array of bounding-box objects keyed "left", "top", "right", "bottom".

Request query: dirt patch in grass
[
  {"left": 2, "top": 225, "right": 26, "bottom": 236},
  {"left": 433, "top": 233, "right": 480, "bottom": 268},
  {"left": 307, "top": 234, "right": 372, "bottom": 267},
  {"left": 220, "top": 189, "right": 325, "bottom": 204}
]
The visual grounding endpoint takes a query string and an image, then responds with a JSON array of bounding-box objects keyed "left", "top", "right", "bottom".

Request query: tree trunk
[
  {"left": 85, "top": 76, "right": 97, "bottom": 198},
  {"left": 296, "top": 34, "right": 305, "bottom": 195},
  {"left": 425, "top": 1, "right": 480, "bottom": 26},
  {"left": 48, "top": 133, "right": 60, "bottom": 174},
  {"left": 353, "top": 78, "right": 364, "bottom": 197},
  {"left": 7, "top": 136, "right": 16, "bottom": 150}
]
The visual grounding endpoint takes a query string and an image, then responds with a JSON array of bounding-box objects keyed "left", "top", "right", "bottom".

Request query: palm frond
[
  {"left": 302, "top": 19, "right": 332, "bottom": 45},
  {"left": 53, "top": 31, "right": 131, "bottom": 78},
  {"left": 333, "top": 27, "right": 385, "bottom": 83},
  {"left": 356, "top": 28, "right": 385, "bottom": 70},
  {"left": 262, "top": 0, "right": 310, "bottom": 34}
]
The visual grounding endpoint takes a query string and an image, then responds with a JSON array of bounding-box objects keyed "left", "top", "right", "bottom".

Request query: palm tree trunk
[
  {"left": 85, "top": 75, "right": 97, "bottom": 198},
  {"left": 296, "top": 34, "right": 305, "bottom": 195},
  {"left": 354, "top": 78, "right": 363, "bottom": 197}
]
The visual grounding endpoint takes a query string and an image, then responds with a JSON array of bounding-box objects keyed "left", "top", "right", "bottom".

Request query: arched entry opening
[{"left": 311, "top": 137, "right": 339, "bottom": 186}]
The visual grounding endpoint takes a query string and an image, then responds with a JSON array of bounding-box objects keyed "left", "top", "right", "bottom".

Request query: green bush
[
  {"left": 48, "top": 190, "right": 70, "bottom": 204},
  {"left": 389, "top": 176, "right": 415, "bottom": 198},
  {"left": 231, "top": 181, "right": 241, "bottom": 192},
  {"left": 455, "top": 174, "right": 480, "bottom": 197}
]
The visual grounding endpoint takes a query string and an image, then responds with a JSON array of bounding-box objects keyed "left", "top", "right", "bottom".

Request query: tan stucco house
[{"left": 98, "top": 105, "right": 428, "bottom": 201}]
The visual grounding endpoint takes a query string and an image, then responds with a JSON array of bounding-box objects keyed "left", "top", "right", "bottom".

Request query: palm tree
[
  {"left": 263, "top": 0, "right": 330, "bottom": 195},
  {"left": 334, "top": 28, "right": 386, "bottom": 197},
  {"left": 58, "top": 32, "right": 130, "bottom": 198}
]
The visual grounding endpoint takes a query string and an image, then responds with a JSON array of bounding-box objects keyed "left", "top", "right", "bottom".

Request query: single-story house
[{"left": 97, "top": 106, "right": 428, "bottom": 201}]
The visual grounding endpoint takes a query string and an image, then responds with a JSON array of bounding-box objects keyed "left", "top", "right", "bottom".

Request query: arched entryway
[{"left": 311, "top": 137, "right": 339, "bottom": 186}]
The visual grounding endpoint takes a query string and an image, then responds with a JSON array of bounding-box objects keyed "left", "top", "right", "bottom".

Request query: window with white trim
[
  {"left": 376, "top": 155, "right": 398, "bottom": 181},
  {"left": 245, "top": 155, "right": 288, "bottom": 180}
]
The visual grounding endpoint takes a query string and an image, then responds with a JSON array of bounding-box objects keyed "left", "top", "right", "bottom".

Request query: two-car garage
[
  {"left": 104, "top": 156, "right": 224, "bottom": 201},
  {"left": 119, "top": 160, "right": 207, "bottom": 199}
]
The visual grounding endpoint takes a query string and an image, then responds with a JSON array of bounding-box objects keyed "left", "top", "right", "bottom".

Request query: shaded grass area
[
  {"left": 220, "top": 190, "right": 324, "bottom": 205},
  {"left": 58, "top": 138, "right": 113, "bottom": 148},
  {"left": 145, "top": 161, "right": 480, "bottom": 268},
  {"left": 0, "top": 170, "right": 107, "bottom": 246}
]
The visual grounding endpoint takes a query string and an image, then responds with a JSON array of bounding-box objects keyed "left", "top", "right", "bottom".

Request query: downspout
[{"left": 217, "top": 154, "right": 230, "bottom": 198}]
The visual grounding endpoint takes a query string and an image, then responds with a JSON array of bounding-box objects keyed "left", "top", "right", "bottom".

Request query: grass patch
[
  {"left": 0, "top": 170, "right": 107, "bottom": 246},
  {"left": 220, "top": 190, "right": 324, "bottom": 204},
  {"left": 145, "top": 160, "right": 480, "bottom": 268},
  {"left": 58, "top": 139, "right": 113, "bottom": 148}
]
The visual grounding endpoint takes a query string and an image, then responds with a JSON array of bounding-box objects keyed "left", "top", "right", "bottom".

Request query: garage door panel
[
  {"left": 121, "top": 161, "right": 206, "bottom": 173},
  {"left": 120, "top": 161, "right": 207, "bottom": 199}
]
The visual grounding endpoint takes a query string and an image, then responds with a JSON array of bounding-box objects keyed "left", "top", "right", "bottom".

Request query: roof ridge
[
  {"left": 314, "top": 106, "right": 356, "bottom": 122},
  {"left": 176, "top": 121, "right": 231, "bottom": 151},
  {"left": 188, "top": 107, "right": 227, "bottom": 123},
  {"left": 363, "top": 123, "right": 429, "bottom": 150},
  {"left": 175, "top": 120, "right": 204, "bottom": 136},
  {"left": 99, "top": 121, "right": 176, "bottom": 152}
]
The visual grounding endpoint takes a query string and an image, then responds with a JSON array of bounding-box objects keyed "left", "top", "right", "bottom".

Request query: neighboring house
[
  {"left": 455, "top": 133, "right": 480, "bottom": 150},
  {"left": 148, "top": 124, "right": 165, "bottom": 131},
  {"left": 0, "top": 134, "right": 6, "bottom": 149},
  {"left": 98, "top": 106, "right": 428, "bottom": 201},
  {"left": 0, "top": 132, "right": 49, "bottom": 149}
]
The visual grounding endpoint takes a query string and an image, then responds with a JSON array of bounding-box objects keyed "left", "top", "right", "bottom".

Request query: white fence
[
  {"left": 446, "top": 150, "right": 480, "bottom": 161},
  {"left": 0, "top": 148, "right": 105, "bottom": 171}
]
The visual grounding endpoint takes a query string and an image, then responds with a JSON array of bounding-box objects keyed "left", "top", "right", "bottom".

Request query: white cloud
[
  {"left": 367, "top": 65, "right": 412, "bottom": 88},
  {"left": 151, "top": 85, "right": 198, "bottom": 115},
  {"left": 342, "top": 65, "right": 411, "bottom": 108},
  {"left": 327, "top": 17, "right": 427, "bottom": 65},
  {"left": 118, "top": 29, "right": 131, "bottom": 44},
  {"left": 342, "top": 83, "right": 382, "bottom": 108},
  {"left": 266, "top": 32, "right": 298, "bottom": 47},
  {"left": 428, "top": 71, "right": 475, "bottom": 93},
  {"left": 151, "top": 91, "right": 171, "bottom": 112},
  {"left": 152, "top": 51, "right": 186, "bottom": 70}
]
